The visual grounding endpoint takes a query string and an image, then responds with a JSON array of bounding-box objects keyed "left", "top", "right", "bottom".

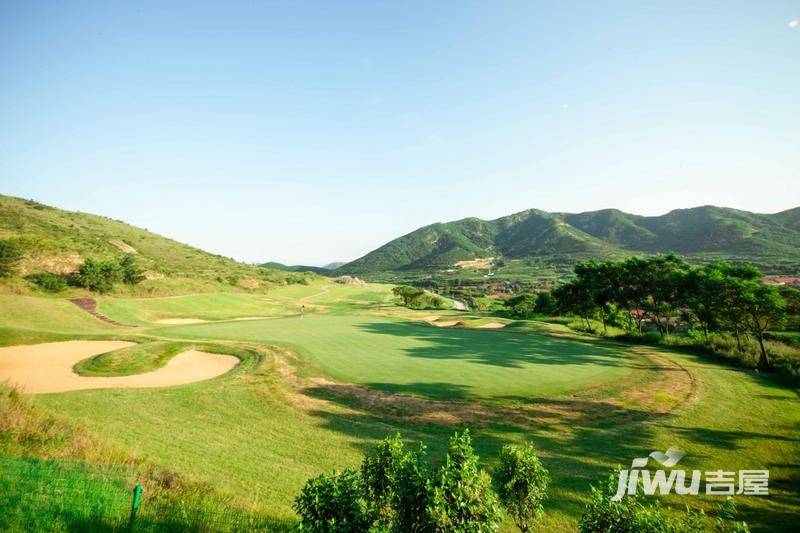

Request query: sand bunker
[
  {"left": 432, "top": 320, "right": 460, "bottom": 327},
  {"left": 0, "top": 340, "right": 239, "bottom": 394},
  {"left": 477, "top": 322, "right": 506, "bottom": 329},
  {"left": 155, "top": 318, "right": 208, "bottom": 325}
]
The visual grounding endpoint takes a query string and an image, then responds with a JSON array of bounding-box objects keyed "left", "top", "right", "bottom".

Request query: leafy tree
[
  {"left": 120, "top": 255, "right": 146, "bottom": 285},
  {"left": 293, "top": 469, "right": 372, "bottom": 533},
  {"left": 533, "top": 292, "right": 558, "bottom": 315},
  {"left": 739, "top": 281, "right": 786, "bottom": 370},
  {"left": 553, "top": 279, "right": 599, "bottom": 333},
  {"left": 70, "top": 258, "right": 123, "bottom": 293},
  {"left": 495, "top": 443, "right": 549, "bottom": 533},
  {"left": 427, "top": 430, "right": 502, "bottom": 532},
  {"left": 0, "top": 239, "right": 23, "bottom": 277},
  {"left": 505, "top": 293, "right": 539, "bottom": 319},
  {"left": 393, "top": 285, "right": 425, "bottom": 306}
]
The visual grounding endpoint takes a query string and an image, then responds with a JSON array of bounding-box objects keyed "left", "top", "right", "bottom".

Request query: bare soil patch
[{"left": 0, "top": 341, "right": 239, "bottom": 394}]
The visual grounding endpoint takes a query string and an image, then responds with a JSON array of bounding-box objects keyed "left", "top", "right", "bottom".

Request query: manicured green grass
[
  {"left": 98, "top": 293, "right": 290, "bottom": 325},
  {"left": 153, "top": 315, "right": 634, "bottom": 399},
  {"left": 0, "top": 294, "right": 118, "bottom": 346},
  {"left": 73, "top": 341, "right": 189, "bottom": 376}
]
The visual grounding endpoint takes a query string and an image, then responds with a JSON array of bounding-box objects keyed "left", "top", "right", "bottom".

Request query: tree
[
  {"left": 427, "top": 430, "right": 502, "bottom": 532},
  {"left": 70, "top": 258, "right": 123, "bottom": 293},
  {"left": 679, "top": 265, "right": 725, "bottom": 342},
  {"left": 393, "top": 285, "right": 424, "bottom": 306},
  {"left": 533, "top": 292, "right": 558, "bottom": 316},
  {"left": 120, "top": 255, "right": 146, "bottom": 285},
  {"left": 495, "top": 443, "right": 549, "bottom": 533},
  {"left": 739, "top": 282, "right": 786, "bottom": 370},
  {"left": 0, "top": 239, "right": 23, "bottom": 278},
  {"left": 293, "top": 469, "right": 372, "bottom": 533},
  {"left": 505, "top": 293, "right": 539, "bottom": 319},
  {"left": 553, "top": 279, "right": 599, "bottom": 333}
]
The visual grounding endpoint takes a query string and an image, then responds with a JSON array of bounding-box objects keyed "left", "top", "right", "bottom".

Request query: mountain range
[{"left": 337, "top": 206, "right": 800, "bottom": 275}]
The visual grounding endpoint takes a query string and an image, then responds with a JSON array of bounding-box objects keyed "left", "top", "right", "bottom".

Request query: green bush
[
  {"left": 120, "top": 255, "right": 145, "bottom": 285},
  {"left": 296, "top": 430, "right": 503, "bottom": 532},
  {"left": 495, "top": 443, "right": 549, "bottom": 533},
  {"left": 580, "top": 470, "right": 750, "bottom": 533},
  {"left": 427, "top": 430, "right": 503, "bottom": 531},
  {"left": 293, "top": 469, "right": 371, "bottom": 533},
  {"left": 0, "top": 239, "right": 23, "bottom": 277},
  {"left": 69, "top": 258, "right": 123, "bottom": 293},
  {"left": 28, "top": 272, "right": 67, "bottom": 293}
]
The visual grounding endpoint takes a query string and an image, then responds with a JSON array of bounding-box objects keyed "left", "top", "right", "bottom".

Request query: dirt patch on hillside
[
  {"left": 0, "top": 341, "right": 239, "bottom": 394},
  {"left": 108, "top": 239, "right": 137, "bottom": 253},
  {"left": 477, "top": 322, "right": 506, "bottom": 329}
]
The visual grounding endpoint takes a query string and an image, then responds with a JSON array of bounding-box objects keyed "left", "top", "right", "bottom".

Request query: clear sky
[{"left": 2, "top": 1, "right": 798, "bottom": 265}]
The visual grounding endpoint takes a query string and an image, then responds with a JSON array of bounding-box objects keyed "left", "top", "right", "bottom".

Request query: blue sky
[{"left": 2, "top": 1, "right": 798, "bottom": 265}]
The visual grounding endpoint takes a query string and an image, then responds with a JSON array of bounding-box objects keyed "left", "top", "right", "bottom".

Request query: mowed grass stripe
[{"left": 154, "top": 315, "right": 633, "bottom": 398}]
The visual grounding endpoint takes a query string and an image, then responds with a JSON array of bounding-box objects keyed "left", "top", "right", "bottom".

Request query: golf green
[{"left": 155, "top": 315, "right": 633, "bottom": 398}]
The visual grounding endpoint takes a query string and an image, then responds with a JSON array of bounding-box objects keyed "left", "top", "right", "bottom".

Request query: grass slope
[{"left": 0, "top": 194, "right": 315, "bottom": 295}]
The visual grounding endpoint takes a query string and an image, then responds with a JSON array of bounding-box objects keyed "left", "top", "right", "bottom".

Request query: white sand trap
[
  {"left": 0, "top": 340, "right": 239, "bottom": 394},
  {"left": 425, "top": 315, "right": 440, "bottom": 321},
  {"left": 477, "top": 322, "right": 506, "bottom": 329},
  {"left": 433, "top": 320, "right": 460, "bottom": 327},
  {"left": 155, "top": 318, "right": 209, "bottom": 325}
]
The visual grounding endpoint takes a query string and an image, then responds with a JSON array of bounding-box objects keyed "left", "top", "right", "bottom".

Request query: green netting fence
[{"left": 0, "top": 456, "right": 291, "bottom": 532}]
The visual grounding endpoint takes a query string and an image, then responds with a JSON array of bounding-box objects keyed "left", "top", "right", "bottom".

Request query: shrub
[
  {"left": 580, "top": 470, "right": 750, "bottom": 533},
  {"left": 0, "top": 240, "right": 23, "bottom": 277},
  {"left": 495, "top": 443, "right": 549, "bottom": 533},
  {"left": 28, "top": 272, "right": 67, "bottom": 293},
  {"left": 69, "top": 259, "right": 123, "bottom": 293},
  {"left": 427, "top": 430, "right": 503, "bottom": 532},
  {"left": 120, "top": 255, "right": 145, "bottom": 285},
  {"left": 293, "top": 469, "right": 372, "bottom": 533}
]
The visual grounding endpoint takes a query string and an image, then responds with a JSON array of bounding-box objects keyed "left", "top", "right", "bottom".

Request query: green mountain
[
  {"left": 258, "top": 261, "right": 331, "bottom": 275},
  {"left": 338, "top": 206, "right": 800, "bottom": 276},
  {"left": 0, "top": 194, "right": 313, "bottom": 293}
]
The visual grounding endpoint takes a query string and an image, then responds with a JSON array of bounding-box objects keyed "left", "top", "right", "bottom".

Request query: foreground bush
[
  {"left": 495, "top": 443, "right": 549, "bottom": 532},
  {"left": 295, "top": 430, "right": 507, "bottom": 532},
  {"left": 580, "top": 470, "right": 750, "bottom": 533}
]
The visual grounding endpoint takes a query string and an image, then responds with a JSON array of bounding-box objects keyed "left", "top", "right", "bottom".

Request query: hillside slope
[
  {"left": 0, "top": 194, "right": 313, "bottom": 294},
  {"left": 338, "top": 205, "right": 800, "bottom": 275}
]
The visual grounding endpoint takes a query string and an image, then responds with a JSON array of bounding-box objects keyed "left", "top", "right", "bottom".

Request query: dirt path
[
  {"left": 0, "top": 341, "right": 239, "bottom": 394},
  {"left": 70, "top": 298, "right": 137, "bottom": 328}
]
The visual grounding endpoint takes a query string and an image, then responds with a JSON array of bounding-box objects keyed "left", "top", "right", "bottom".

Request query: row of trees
[
  {"left": 294, "top": 430, "right": 749, "bottom": 533},
  {"left": 509, "top": 255, "right": 791, "bottom": 371}
]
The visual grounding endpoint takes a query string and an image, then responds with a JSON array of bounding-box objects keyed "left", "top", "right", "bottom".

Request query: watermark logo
[{"left": 611, "top": 446, "right": 768, "bottom": 501}]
